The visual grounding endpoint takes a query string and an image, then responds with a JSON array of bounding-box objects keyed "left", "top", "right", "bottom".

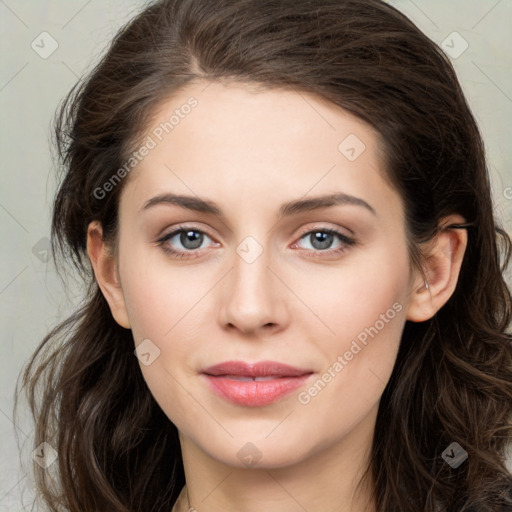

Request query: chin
[{"left": 202, "top": 429, "right": 319, "bottom": 469}]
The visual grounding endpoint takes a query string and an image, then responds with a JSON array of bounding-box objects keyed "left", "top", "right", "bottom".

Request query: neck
[{"left": 178, "top": 404, "right": 378, "bottom": 512}]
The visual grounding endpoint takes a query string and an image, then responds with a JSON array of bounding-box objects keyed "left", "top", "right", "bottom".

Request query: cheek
[
  {"left": 296, "top": 243, "right": 410, "bottom": 405},
  {"left": 304, "top": 242, "right": 409, "bottom": 343},
  {"left": 123, "top": 277, "right": 208, "bottom": 390},
  {"left": 118, "top": 238, "right": 202, "bottom": 340},
  {"left": 120, "top": 261, "right": 207, "bottom": 428}
]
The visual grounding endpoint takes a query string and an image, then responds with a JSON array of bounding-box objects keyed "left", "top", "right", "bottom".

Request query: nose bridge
[{"left": 219, "top": 233, "right": 286, "bottom": 334}]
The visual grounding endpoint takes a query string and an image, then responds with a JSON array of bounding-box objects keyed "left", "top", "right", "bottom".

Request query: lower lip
[{"left": 203, "top": 374, "right": 312, "bottom": 407}]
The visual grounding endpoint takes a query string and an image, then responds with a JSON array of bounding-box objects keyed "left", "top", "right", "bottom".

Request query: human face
[{"left": 114, "top": 80, "right": 415, "bottom": 468}]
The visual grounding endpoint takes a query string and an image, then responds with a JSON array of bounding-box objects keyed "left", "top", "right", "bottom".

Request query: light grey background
[{"left": 1, "top": 0, "right": 511, "bottom": 509}]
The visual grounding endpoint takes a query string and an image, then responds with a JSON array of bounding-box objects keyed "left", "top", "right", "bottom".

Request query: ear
[
  {"left": 86, "top": 220, "right": 131, "bottom": 329},
  {"left": 406, "top": 214, "right": 468, "bottom": 322}
]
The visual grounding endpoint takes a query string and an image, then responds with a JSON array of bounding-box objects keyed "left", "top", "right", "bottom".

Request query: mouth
[{"left": 201, "top": 360, "right": 314, "bottom": 407}]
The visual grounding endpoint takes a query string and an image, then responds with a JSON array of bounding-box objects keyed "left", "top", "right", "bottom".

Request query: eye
[
  {"left": 157, "top": 226, "right": 217, "bottom": 258},
  {"left": 156, "top": 225, "right": 356, "bottom": 260},
  {"left": 293, "top": 228, "right": 355, "bottom": 257}
]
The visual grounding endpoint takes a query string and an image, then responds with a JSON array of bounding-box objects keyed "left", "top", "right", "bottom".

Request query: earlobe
[
  {"left": 86, "top": 221, "right": 131, "bottom": 329},
  {"left": 406, "top": 214, "right": 468, "bottom": 323}
]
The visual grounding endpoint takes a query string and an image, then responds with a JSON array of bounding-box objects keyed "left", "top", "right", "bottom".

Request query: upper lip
[{"left": 201, "top": 360, "right": 313, "bottom": 378}]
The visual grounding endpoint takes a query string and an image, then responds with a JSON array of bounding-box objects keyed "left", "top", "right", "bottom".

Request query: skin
[{"left": 87, "top": 80, "right": 467, "bottom": 512}]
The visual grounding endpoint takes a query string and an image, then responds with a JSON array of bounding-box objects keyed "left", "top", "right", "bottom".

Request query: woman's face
[{"left": 112, "top": 80, "right": 420, "bottom": 469}]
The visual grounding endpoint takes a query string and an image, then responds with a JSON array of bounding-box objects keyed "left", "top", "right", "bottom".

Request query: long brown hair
[{"left": 16, "top": 0, "right": 512, "bottom": 510}]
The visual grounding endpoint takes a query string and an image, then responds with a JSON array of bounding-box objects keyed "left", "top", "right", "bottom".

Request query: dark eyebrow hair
[{"left": 141, "top": 192, "right": 376, "bottom": 217}]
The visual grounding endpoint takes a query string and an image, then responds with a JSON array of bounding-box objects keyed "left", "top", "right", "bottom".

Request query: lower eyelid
[{"left": 158, "top": 227, "right": 354, "bottom": 257}]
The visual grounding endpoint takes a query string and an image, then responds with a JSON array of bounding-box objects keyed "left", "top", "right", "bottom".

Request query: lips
[{"left": 201, "top": 360, "right": 313, "bottom": 407}]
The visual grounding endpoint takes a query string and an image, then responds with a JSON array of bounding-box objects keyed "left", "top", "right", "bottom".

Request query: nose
[{"left": 218, "top": 241, "right": 289, "bottom": 336}]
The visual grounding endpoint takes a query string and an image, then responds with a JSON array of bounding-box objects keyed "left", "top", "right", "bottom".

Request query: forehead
[{"left": 119, "top": 80, "right": 402, "bottom": 224}]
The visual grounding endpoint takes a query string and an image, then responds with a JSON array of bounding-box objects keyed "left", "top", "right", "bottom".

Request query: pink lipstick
[{"left": 201, "top": 360, "right": 313, "bottom": 407}]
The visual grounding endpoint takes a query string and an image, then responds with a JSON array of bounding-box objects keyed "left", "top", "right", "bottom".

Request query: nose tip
[{"left": 225, "top": 319, "right": 279, "bottom": 335}]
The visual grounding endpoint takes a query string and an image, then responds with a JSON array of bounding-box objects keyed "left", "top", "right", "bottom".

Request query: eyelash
[{"left": 156, "top": 224, "right": 356, "bottom": 260}]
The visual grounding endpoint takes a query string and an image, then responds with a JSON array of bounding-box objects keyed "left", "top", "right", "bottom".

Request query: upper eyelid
[
  {"left": 295, "top": 224, "right": 353, "bottom": 239},
  {"left": 158, "top": 225, "right": 354, "bottom": 248},
  {"left": 159, "top": 225, "right": 216, "bottom": 242}
]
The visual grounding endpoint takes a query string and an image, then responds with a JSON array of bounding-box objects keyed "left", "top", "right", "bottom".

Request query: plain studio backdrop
[{"left": 0, "top": 0, "right": 511, "bottom": 509}]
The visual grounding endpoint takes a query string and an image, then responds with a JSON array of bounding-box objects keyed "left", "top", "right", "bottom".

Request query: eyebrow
[{"left": 141, "top": 192, "right": 376, "bottom": 217}]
